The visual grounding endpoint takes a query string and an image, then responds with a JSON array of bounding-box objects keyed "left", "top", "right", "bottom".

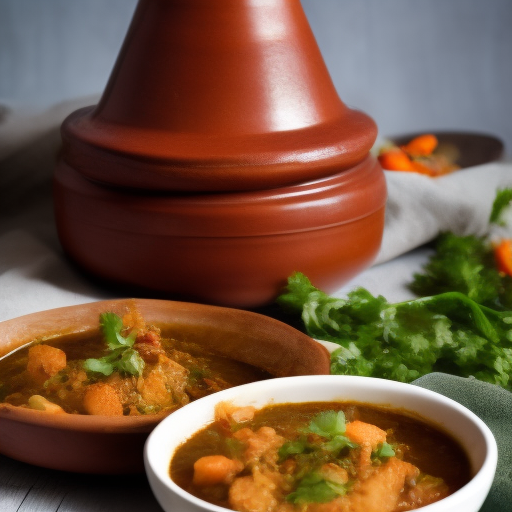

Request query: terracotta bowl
[
  {"left": 145, "top": 376, "right": 497, "bottom": 512},
  {"left": 54, "top": 155, "right": 386, "bottom": 308},
  {"left": 0, "top": 299, "right": 330, "bottom": 474}
]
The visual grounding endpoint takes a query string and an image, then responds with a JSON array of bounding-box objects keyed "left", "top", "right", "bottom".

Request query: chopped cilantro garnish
[
  {"left": 373, "top": 442, "right": 395, "bottom": 459},
  {"left": 305, "top": 410, "right": 347, "bottom": 438},
  {"left": 83, "top": 312, "right": 145, "bottom": 377},
  {"left": 287, "top": 472, "right": 347, "bottom": 504}
]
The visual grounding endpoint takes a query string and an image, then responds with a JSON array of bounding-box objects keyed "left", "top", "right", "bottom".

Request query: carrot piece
[
  {"left": 193, "top": 455, "right": 244, "bottom": 486},
  {"left": 494, "top": 239, "right": 512, "bottom": 276},
  {"left": 345, "top": 420, "right": 387, "bottom": 449},
  {"left": 401, "top": 134, "right": 438, "bottom": 156},
  {"left": 378, "top": 148, "right": 415, "bottom": 171}
]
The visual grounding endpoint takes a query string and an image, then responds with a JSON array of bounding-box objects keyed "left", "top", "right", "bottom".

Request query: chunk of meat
[
  {"left": 229, "top": 468, "right": 284, "bottom": 512},
  {"left": 215, "top": 402, "right": 256, "bottom": 425},
  {"left": 310, "top": 457, "right": 419, "bottom": 512},
  {"left": 138, "top": 355, "right": 189, "bottom": 408},
  {"left": 396, "top": 474, "right": 450, "bottom": 510},
  {"left": 83, "top": 382, "right": 123, "bottom": 416},
  {"left": 26, "top": 344, "right": 67, "bottom": 385},
  {"left": 193, "top": 455, "right": 244, "bottom": 486},
  {"left": 233, "top": 427, "right": 285, "bottom": 467},
  {"left": 27, "top": 395, "right": 66, "bottom": 414},
  {"left": 134, "top": 342, "right": 165, "bottom": 364}
]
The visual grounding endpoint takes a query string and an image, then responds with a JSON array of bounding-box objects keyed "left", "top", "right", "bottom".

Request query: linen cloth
[{"left": 413, "top": 373, "right": 512, "bottom": 512}]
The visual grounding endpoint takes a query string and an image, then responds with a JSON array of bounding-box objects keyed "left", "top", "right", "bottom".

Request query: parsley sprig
[{"left": 83, "top": 312, "right": 145, "bottom": 377}]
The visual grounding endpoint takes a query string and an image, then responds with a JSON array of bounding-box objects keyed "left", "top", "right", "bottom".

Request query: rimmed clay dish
[
  {"left": 54, "top": 155, "right": 386, "bottom": 308},
  {"left": 0, "top": 299, "right": 330, "bottom": 474}
]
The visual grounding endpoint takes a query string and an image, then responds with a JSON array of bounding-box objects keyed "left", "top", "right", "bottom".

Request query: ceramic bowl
[
  {"left": 0, "top": 299, "right": 330, "bottom": 474},
  {"left": 390, "top": 131, "right": 504, "bottom": 169},
  {"left": 145, "top": 375, "right": 497, "bottom": 512},
  {"left": 54, "top": 155, "right": 387, "bottom": 308}
]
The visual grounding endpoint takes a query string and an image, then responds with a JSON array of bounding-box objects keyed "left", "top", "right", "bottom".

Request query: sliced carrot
[
  {"left": 378, "top": 148, "right": 415, "bottom": 171},
  {"left": 401, "top": 134, "right": 438, "bottom": 156},
  {"left": 494, "top": 239, "right": 512, "bottom": 276}
]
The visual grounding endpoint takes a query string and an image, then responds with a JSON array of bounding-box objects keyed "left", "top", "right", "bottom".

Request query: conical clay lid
[{"left": 61, "top": 0, "right": 377, "bottom": 192}]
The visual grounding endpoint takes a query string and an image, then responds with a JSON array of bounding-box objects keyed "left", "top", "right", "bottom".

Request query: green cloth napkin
[{"left": 413, "top": 373, "right": 512, "bottom": 512}]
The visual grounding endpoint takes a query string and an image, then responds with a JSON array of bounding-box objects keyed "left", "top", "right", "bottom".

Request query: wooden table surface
[{"left": 0, "top": 453, "right": 164, "bottom": 512}]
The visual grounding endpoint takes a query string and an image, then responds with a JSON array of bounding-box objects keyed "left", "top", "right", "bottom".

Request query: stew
[
  {"left": 0, "top": 310, "right": 270, "bottom": 416},
  {"left": 170, "top": 401, "right": 471, "bottom": 512}
]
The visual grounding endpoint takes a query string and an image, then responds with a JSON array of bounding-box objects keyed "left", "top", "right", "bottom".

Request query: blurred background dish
[{"left": 389, "top": 131, "right": 505, "bottom": 169}]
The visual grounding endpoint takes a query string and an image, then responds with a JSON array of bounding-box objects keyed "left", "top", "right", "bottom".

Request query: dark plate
[{"left": 390, "top": 131, "right": 504, "bottom": 169}]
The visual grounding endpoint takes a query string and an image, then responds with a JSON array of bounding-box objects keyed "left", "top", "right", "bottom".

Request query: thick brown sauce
[{"left": 170, "top": 401, "right": 472, "bottom": 511}]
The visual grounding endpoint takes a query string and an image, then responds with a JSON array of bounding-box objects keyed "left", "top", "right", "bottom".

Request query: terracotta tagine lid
[{"left": 60, "top": 0, "right": 377, "bottom": 192}]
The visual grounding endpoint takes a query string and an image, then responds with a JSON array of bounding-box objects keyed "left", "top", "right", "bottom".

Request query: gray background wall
[{"left": 1, "top": 0, "right": 511, "bottom": 155}]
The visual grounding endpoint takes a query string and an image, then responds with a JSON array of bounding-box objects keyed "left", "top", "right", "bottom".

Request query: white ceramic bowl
[{"left": 144, "top": 375, "right": 497, "bottom": 512}]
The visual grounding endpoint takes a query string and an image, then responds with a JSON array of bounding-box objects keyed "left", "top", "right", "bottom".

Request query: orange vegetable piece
[
  {"left": 378, "top": 148, "right": 415, "bottom": 171},
  {"left": 26, "top": 344, "right": 67, "bottom": 385},
  {"left": 494, "top": 239, "right": 512, "bottom": 276},
  {"left": 83, "top": 382, "right": 124, "bottom": 416},
  {"left": 345, "top": 420, "right": 387, "bottom": 450},
  {"left": 193, "top": 455, "right": 244, "bottom": 486},
  {"left": 401, "top": 134, "right": 438, "bottom": 156}
]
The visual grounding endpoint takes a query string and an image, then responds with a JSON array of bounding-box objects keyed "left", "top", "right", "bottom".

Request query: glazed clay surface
[
  {"left": 59, "top": 0, "right": 377, "bottom": 192},
  {"left": 54, "top": 156, "right": 386, "bottom": 307}
]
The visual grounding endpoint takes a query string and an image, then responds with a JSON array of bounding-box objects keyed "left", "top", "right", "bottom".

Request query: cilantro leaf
[
  {"left": 100, "top": 312, "right": 137, "bottom": 349},
  {"left": 373, "top": 442, "right": 395, "bottom": 459},
  {"left": 84, "top": 312, "right": 144, "bottom": 377},
  {"left": 287, "top": 472, "right": 347, "bottom": 504},
  {"left": 277, "top": 272, "right": 512, "bottom": 390},
  {"left": 305, "top": 411, "right": 346, "bottom": 439}
]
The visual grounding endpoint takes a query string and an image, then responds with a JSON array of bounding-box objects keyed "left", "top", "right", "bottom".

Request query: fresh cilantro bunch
[
  {"left": 410, "top": 188, "right": 512, "bottom": 309},
  {"left": 83, "top": 312, "right": 145, "bottom": 377},
  {"left": 277, "top": 272, "right": 512, "bottom": 389}
]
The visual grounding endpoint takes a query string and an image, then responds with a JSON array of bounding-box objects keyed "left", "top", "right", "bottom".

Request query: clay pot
[
  {"left": 0, "top": 299, "right": 330, "bottom": 474},
  {"left": 54, "top": 0, "right": 386, "bottom": 307},
  {"left": 54, "top": 156, "right": 386, "bottom": 307}
]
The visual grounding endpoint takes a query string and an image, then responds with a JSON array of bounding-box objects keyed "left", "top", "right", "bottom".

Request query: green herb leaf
[
  {"left": 279, "top": 440, "right": 308, "bottom": 459},
  {"left": 83, "top": 357, "right": 115, "bottom": 376},
  {"left": 373, "top": 442, "right": 395, "bottom": 459},
  {"left": 277, "top": 272, "right": 512, "bottom": 390},
  {"left": 305, "top": 411, "right": 346, "bottom": 439},
  {"left": 84, "top": 313, "right": 145, "bottom": 377},
  {"left": 490, "top": 188, "right": 512, "bottom": 225},
  {"left": 287, "top": 472, "right": 347, "bottom": 504},
  {"left": 100, "top": 312, "right": 137, "bottom": 349}
]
